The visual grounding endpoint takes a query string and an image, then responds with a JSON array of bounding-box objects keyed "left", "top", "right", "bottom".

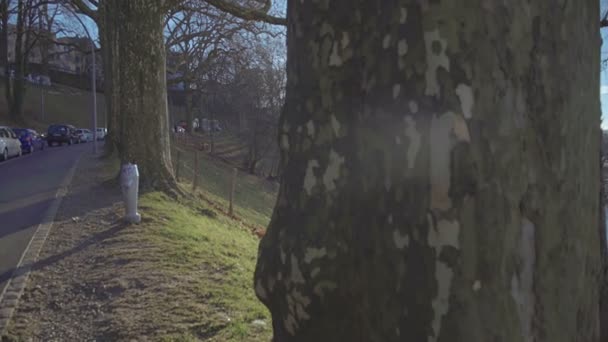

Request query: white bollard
[{"left": 120, "top": 163, "right": 141, "bottom": 223}]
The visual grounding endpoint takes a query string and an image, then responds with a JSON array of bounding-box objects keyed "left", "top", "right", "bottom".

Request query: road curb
[{"left": 0, "top": 154, "right": 82, "bottom": 336}]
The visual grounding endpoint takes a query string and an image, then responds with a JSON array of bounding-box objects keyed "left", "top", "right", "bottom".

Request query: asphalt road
[{"left": 0, "top": 142, "right": 89, "bottom": 296}]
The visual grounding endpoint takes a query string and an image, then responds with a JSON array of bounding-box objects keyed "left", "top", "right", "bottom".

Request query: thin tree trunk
[
  {"left": 9, "top": 0, "right": 26, "bottom": 123},
  {"left": 600, "top": 144, "right": 608, "bottom": 341},
  {"left": 99, "top": 0, "right": 120, "bottom": 157},
  {"left": 255, "top": 1, "right": 601, "bottom": 341},
  {"left": 0, "top": 0, "right": 10, "bottom": 114},
  {"left": 185, "top": 86, "right": 194, "bottom": 133},
  {"left": 114, "top": 0, "right": 177, "bottom": 192}
]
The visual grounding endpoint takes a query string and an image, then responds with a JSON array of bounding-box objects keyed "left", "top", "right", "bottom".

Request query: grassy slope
[
  {"left": 116, "top": 192, "right": 272, "bottom": 341},
  {"left": 174, "top": 144, "right": 279, "bottom": 228},
  {"left": 0, "top": 81, "right": 278, "bottom": 340},
  {"left": 97, "top": 149, "right": 277, "bottom": 340}
]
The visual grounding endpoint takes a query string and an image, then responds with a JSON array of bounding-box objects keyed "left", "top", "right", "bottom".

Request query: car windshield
[{"left": 76, "top": 130, "right": 83, "bottom": 134}]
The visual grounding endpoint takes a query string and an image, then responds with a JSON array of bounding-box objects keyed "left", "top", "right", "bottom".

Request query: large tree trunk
[
  {"left": 114, "top": 0, "right": 177, "bottom": 191},
  {"left": 254, "top": 1, "right": 601, "bottom": 341}
]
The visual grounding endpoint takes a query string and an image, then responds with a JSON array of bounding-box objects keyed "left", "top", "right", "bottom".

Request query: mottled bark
[
  {"left": 114, "top": 0, "right": 177, "bottom": 191},
  {"left": 255, "top": 1, "right": 601, "bottom": 341}
]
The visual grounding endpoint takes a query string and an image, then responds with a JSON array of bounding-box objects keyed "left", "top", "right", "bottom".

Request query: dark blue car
[{"left": 12, "top": 128, "right": 45, "bottom": 154}]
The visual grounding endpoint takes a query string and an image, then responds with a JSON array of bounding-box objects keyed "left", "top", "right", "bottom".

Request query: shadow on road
[
  {"left": 0, "top": 219, "right": 128, "bottom": 286},
  {"left": 0, "top": 161, "right": 126, "bottom": 288}
]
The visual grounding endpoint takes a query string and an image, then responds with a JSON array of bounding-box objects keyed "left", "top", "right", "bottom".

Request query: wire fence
[{"left": 170, "top": 133, "right": 279, "bottom": 230}]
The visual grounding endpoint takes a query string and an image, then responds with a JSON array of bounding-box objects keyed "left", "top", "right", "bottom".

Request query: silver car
[{"left": 0, "top": 126, "right": 22, "bottom": 161}]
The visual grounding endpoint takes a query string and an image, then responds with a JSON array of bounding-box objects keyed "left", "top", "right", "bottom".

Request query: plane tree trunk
[
  {"left": 255, "top": 0, "right": 601, "bottom": 341},
  {"left": 114, "top": 0, "right": 177, "bottom": 191}
]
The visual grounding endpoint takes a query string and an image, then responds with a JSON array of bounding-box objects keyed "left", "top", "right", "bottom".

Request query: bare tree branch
[
  {"left": 204, "top": 0, "right": 285, "bottom": 26},
  {"left": 67, "top": 0, "right": 97, "bottom": 21}
]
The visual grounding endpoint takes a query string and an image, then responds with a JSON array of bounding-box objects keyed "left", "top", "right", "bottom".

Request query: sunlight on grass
[
  {"left": 172, "top": 145, "right": 279, "bottom": 228},
  {"left": 134, "top": 192, "right": 272, "bottom": 341}
]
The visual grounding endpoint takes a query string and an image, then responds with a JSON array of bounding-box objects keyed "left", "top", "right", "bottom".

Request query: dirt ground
[
  {"left": 3, "top": 153, "right": 127, "bottom": 341},
  {"left": 3, "top": 152, "right": 271, "bottom": 342}
]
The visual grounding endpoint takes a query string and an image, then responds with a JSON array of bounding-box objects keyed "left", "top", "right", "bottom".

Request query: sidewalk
[{"left": 2, "top": 153, "right": 270, "bottom": 341}]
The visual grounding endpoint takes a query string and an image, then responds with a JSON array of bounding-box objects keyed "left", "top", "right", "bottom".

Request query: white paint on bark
[
  {"left": 304, "top": 160, "right": 320, "bottom": 195},
  {"left": 284, "top": 314, "right": 298, "bottom": 335},
  {"left": 393, "top": 84, "right": 401, "bottom": 99},
  {"left": 398, "top": 39, "right": 408, "bottom": 56},
  {"left": 281, "top": 247, "right": 287, "bottom": 264},
  {"left": 291, "top": 255, "right": 305, "bottom": 284},
  {"left": 409, "top": 100, "right": 419, "bottom": 114},
  {"left": 341, "top": 32, "right": 350, "bottom": 49},
  {"left": 311, "top": 267, "right": 321, "bottom": 278},
  {"left": 307, "top": 120, "right": 316, "bottom": 136},
  {"left": 430, "top": 113, "right": 454, "bottom": 211},
  {"left": 400, "top": 8, "right": 407, "bottom": 23},
  {"left": 404, "top": 116, "right": 421, "bottom": 170},
  {"left": 473, "top": 280, "right": 482, "bottom": 292},
  {"left": 393, "top": 230, "right": 410, "bottom": 249},
  {"left": 330, "top": 115, "right": 341, "bottom": 136},
  {"left": 292, "top": 289, "right": 311, "bottom": 321},
  {"left": 320, "top": 22, "right": 334, "bottom": 37},
  {"left": 511, "top": 217, "right": 536, "bottom": 342},
  {"left": 452, "top": 114, "right": 471, "bottom": 142},
  {"left": 428, "top": 220, "right": 460, "bottom": 249},
  {"left": 323, "top": 149, "right": 345, "bottom": 191},
  {"left": 281, "top": 135, "right": 289, "bottom": 151},
  {"left": 383, "top": 34, "right": 391, "bottom": 49},
  {"left": 304, "top": 247, "right": 327, "bottom": 263},
  {"left": 429, "top": 262, "right": 453, "bottom": 342},
  {"left": 424, "top": 29, "right": 450, "bottom": 98},
  {"left": 329, "top": 41, "right": 342, "bottom": 66},
  {"left": 430, "top": 112, "right": 470, "bottom": 211},
  {"left": 455, "top": 84, "right": 474, "bottom": 119},
  {"left": 427, "top": 219, "right": 460, "bottom": 342}
]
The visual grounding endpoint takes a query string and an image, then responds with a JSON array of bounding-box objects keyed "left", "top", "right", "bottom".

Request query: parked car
[
  {"left": 0, "top": 126, "right": 22, "bottom": 161},
  {"left": 12, "top": 128, "right": 45, "bottom": 154},
  {"left": 46, "top": 124, "right": 78, "bottom": 146},
  {"left": 75, "top": 129, "right": 93, "bottom": 143},
  {"left": 96, "top": 127, "right": 107, "bottom": 140},
  {"left": 200, "top": 118, "right": 222, "bottom": 133}
]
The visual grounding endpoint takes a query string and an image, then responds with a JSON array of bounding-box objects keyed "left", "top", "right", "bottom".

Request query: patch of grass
[
  {"left": 173, "top": 145, "right": 279, "bottom": 228},
  {"left": 113, "top": 191, "right": 272, "bottom": 341}
]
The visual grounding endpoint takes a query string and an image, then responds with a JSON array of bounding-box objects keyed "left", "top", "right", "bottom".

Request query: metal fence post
[
  {"left": 192, "top": 150, "right": 199, "bottom": 191},
  {"left": 229, "top": 168, "right": 237, "bottom": 216}
]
